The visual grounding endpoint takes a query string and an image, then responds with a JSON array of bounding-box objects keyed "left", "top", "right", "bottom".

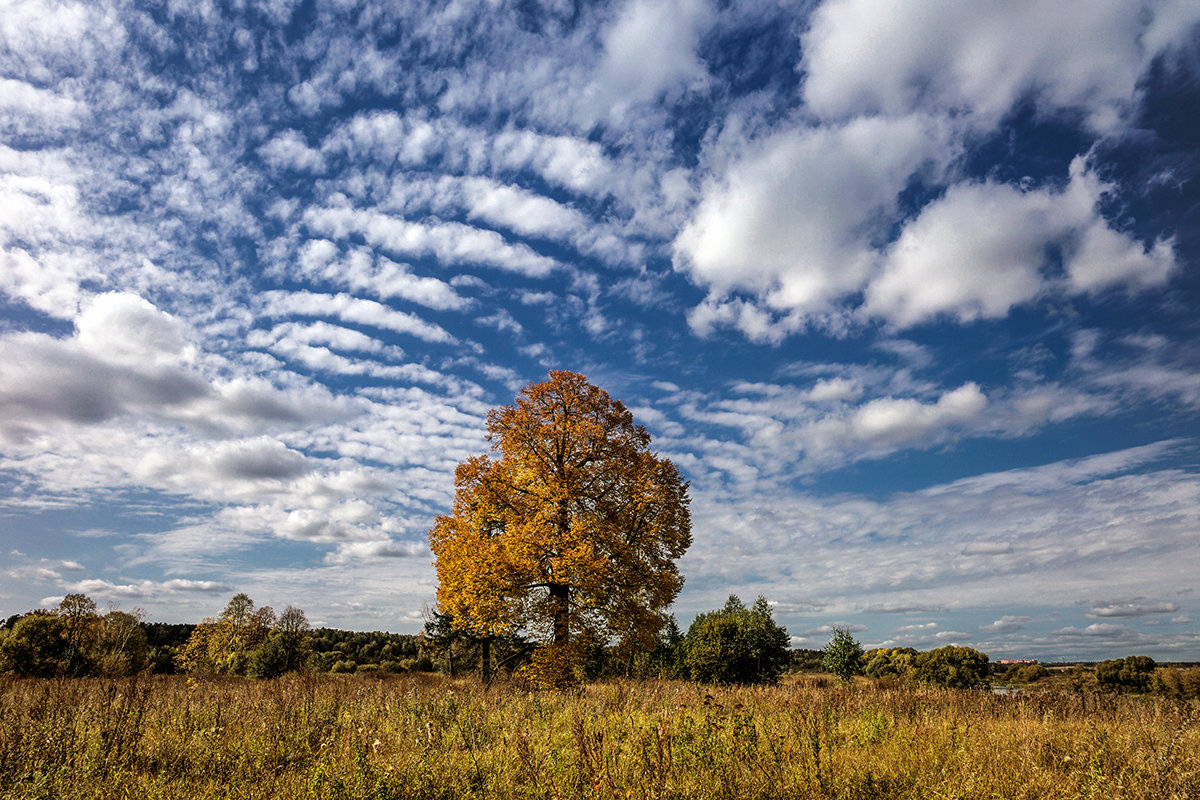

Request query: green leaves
[
  {"left": 822, "top": 627, "right": 865, "bottom": 682},
  {"left": 681, "top": 594, "right": 790, "bottom": 684}
]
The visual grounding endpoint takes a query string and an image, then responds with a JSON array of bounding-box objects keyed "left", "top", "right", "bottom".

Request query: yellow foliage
[
  {"left": 430, "top": 371, "right": 691, "bottom": 680},
  {"left": 175, "top": 593, "right": 275, "bottom": 675}
]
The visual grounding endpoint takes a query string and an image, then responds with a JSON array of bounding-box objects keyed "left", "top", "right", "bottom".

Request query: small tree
[
  {"left": 864, "top": 647, "right": 917, "bottom": 679},
  {"left": 1096, "top": 655, "right": 1156, "bottom": 693},
  {"left": 681, "top": 595, "right": 790, "bottom": 684},
  {"left": 95, "top": 610, "right": 149, "bottom": 676},
  {"left": 911, "top": 645, "right": 990, "bottom": 689},
  {"left": 177, "top": 593, "right": 277, "bottom": 676},
  {"left": 56, "top": 594, "right": 101, "bottom": 676},
  {"left": 0, "top": 613, "right": 69, "bottom": 677},
  {"left": 275, "top": 605, "right": 311, "bottom": 673},
  {"left": 822, "top": 627, "right": 865, "bottom": 682}
]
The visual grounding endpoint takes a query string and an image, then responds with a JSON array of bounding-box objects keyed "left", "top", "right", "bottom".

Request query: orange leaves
[{"left": 429, "top": 371, "right": 691, "bottom": 685}]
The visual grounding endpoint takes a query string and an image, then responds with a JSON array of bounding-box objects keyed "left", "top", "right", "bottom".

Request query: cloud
[
  {"left": 324, "top": 539, "right": 428, "bottom": 565},
  {"left": 0, "top": 329, "right": 211, "bottom": 442},
  {"left": 259, "top": 291, "right": 456, "bottom": 344},
  {"left": 675, "top": 114, "right": 951, "bottom": 327},
  {"left": 63, "top": 578, "right": 232, "bottom": 600},
  {"left": 865, "top": 158, "right": 1175, "bottom": 326},
  {"left": 590, "top": 0, "right": 711, "bottom": 117},
  {"left": 981, "top": 615, "right": 1031, "bottom": 634},
  {"left": 259, "top": 130, "right": 327, "bottom": 173},
  {"left": 1088, "top": 599, "right": 1181, "bottom": 618},
  {"left": 676, "top": 441, "right": 1200, "bottom": 621},
  {"left": 294, "top": 244, "right": 470, "bottom": 312},
  {"left": 800, "top": 0, "right": 1200, "bottom": 130},
  {"left": 75, "top": 292, "right": 193, "bottom": 366},
  {"left": 850, "top": 382, "right": 987, "bottom": 447},
  {"left": 303, "top": 206, "right": 559, "bottom": 278}
]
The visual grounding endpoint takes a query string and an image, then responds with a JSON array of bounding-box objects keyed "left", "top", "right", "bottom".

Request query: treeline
[
  {"left": 0, "top": 594, "right": 431, "bottom": 679},
  {"left": 5, "top": 594, "right": 1196, "bottom": 697}
]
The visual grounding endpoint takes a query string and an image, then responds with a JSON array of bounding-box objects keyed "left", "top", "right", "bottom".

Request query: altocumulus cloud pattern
[{"left": 1, "top": 0, "right": 1199, "bottom": 661}]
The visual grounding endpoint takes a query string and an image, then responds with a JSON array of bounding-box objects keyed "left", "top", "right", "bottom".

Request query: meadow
[{"left": 1, "top": 672, "right": 1196, "bottom": 800}]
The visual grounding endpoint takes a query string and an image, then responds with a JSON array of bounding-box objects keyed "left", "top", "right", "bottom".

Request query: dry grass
[{"left": 1, "top": 672, "right": 1197, "bottom": 799}]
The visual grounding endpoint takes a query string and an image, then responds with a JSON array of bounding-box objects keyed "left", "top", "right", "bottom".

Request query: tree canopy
[
  {"left": 429, "top": 371, "right": 692, "bottom": 686},
  {"left": 823, "top": 627, "right": 865, "bottom": 682},
  {"left": 681, "top": 595, "right": 790, "bottom": 685}
]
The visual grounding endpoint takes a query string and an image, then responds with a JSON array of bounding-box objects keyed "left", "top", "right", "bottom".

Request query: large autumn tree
[{"left": 429, "top": 371, "right": 691, "bottom": 686}]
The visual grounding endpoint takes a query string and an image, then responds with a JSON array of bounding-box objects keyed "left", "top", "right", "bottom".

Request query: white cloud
[
  {"left": 259, "top": 130, "right": 326, "bottom": 173},
  {"left": 801, "top": 0, "right": 1200, "bottom": 130},
  {"left": 981, "top": 615, "right": 1030, "bottom": 634},
  {"left": 850, "top": 383, "right": 987, "bottom": 446},
  {"left": 676, "top": 442, "right": 1200, "bottom": 623},
  {"left": 75, "top": 292, "right": 193, "bottom": 366},
  {"left": 304, "top": 206, "right": 559, "bottom": 278},
  {"left": 1088, "top": 599, "right": 1181, "bottom": 618},
  {"left": 64, "top": 578, "right": 232, "bottom": 600},
  {"left": 675, "top": 114, "right": 952, "bottom": 322},
  {"left": 259, "top": 290, "right": 456, "bottom": 344},
  {"left": 324, "top": 539, "right": 427, "bottom": 565},
  {"left": 591, "top": 0, "right": 711, "bottom": 117}
]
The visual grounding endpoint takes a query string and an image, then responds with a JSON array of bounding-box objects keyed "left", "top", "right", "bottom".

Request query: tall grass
[{"left": 1, "top": 672, "right": 1196, "bottom": 799}]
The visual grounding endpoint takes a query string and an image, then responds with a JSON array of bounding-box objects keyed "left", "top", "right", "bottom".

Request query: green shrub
[
  {"left": 1096, "top": 655, "right": 1156, "bottom": 693},
  {"left": 822, "top": 627, "right": 865, "bottom": 682},
  {"left": 680, "top": 595, "right": 789, "bottom": 684},
  {"left": 911, "top": 645, "right": 990, "bottom": 689}
]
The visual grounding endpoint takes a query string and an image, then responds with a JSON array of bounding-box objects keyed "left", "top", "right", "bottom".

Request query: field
[{"left": 1, "top": 673, "right": 1197, "bottom": 800}]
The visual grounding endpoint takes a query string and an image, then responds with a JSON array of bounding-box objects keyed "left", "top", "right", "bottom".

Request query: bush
[
  {"left": 1096, "top": 656, "right": 1156, "bottom": 693},
  {"left": 864, "top": 647, "right": 917, "bottom": 679},
  {"left": 680, "top": 595, "right": 790, "bottom": 685},
  {"left": 911, "top": 646, "right": 990, "bottom": 689},
  {"left": 247, "top": 633, "right": 290, "bottom": 678},
  {"left": 823, "top": 628, "right": 865, "bottom": 682},
  {"left": 0, "top": 613, "right": 70, "bottom": 677}
]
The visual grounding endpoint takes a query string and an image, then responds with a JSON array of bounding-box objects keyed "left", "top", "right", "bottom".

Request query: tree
[
  {"left": 275, "top": 605, "right": 311, "bottom": 673},
  {"left": 95, "top": 610, "right": 149, "bottom": 676},
  {"left": 911, "top": 645, "right": 990, "bottom": 689},
  {"left": 0, "top": 612, "right": 69, "bottom": 677},
  {"left": 56, "top": 593, "right": 101, "bottom": 676},
  {"left": 177, "top": 593, "right": 275, "bottom": 675},
  {"left": 429, "top": 371, "right": 692, "bottom": 687},
  {"left": 822, "top": 627, "right": 865, "bottom": 682},
  {"left": 864, "top": 647, "right": 917, "bottom": 679},
  {"left": 1096, "top": 655, "right": 1156, "bottom": 693},
  {"left": 681, "top": 595, "right": 791, "bottom": 684}
]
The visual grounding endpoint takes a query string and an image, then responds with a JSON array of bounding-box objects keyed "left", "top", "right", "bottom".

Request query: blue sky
[{"left": 2, "top": 0, "right": 1198, "bottom": 662}]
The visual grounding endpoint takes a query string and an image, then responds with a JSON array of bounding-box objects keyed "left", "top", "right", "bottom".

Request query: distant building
[{"left": 996, "top": 659, "right": 1039, "bottom": 665}]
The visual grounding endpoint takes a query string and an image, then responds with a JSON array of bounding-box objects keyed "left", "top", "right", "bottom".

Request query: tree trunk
[
  {"left": 549, "top": 582, "right": 570, "bottom": 645},
  {"left": 480, "top": 636, "right": 492, "bottom": 684}
]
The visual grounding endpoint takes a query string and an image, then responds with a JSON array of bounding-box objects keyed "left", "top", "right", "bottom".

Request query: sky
[{"left": 1, "top": 0, "right": 1199, "bottom": 662}]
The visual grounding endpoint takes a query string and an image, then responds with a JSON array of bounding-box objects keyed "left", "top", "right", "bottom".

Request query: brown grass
[{"left": 0, "top": 672, "right": 1196, "bottom": 799}]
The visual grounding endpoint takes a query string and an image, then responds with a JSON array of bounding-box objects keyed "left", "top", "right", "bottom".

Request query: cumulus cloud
[
  {"left": 675, "top": 115, "right": 951, "bottom": 326},
  {"left": 681, "top": 141, "right": 1176, "bottom": 337},
  {"left": 590, "top": 0, "right": 712, "bottom": 117},
  {"left": 324, "top": 539, "right": 427, "bottom": 565},
  {"left": 0, "top": 329, "right": 210, "bottom": 442},
  {"left": 801, "top": 0, "right": 1200, "bottom": 129},
  {"left": 980, "top": 615, "right": 1031, "bottom": 634},
  {"left": 259, "top": 130, "right": 327, "bottom": 173},
  {"left": 850, "top": 382, "right": 986, "bottom": 447}
]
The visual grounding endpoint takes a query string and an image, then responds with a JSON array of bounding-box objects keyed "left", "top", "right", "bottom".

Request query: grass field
[{"left": 1, "top": 672, "right": 1197, "bottom": 799}]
